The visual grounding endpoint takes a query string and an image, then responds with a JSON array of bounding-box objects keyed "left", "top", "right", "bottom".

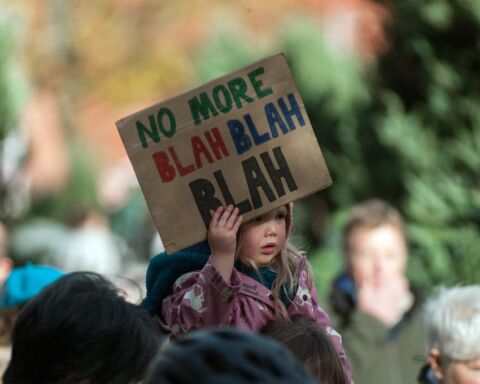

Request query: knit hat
[{"left": 0, "top": 264, "right": 64, "bottom": 308}]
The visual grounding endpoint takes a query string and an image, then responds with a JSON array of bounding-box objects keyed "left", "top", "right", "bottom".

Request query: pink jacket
[{"left": 162, "top": 255, "right": 352, "bottom": 380}]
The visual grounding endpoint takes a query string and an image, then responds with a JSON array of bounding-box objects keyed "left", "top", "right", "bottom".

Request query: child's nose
[{"left": 265, "top": 222, "right": 277, "bottom": 236}]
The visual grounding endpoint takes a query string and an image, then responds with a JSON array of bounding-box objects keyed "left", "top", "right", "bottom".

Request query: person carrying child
[{"left": 142, "top": 203, "right": 352, "bottom": 381}]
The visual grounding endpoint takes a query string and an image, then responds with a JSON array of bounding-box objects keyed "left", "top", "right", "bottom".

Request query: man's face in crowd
[
  {"left": 347, "top": 224, "right": 407, "bottom": 289},
  {"left": 443, "top": 358, "right": 480, "bottom": 384},
  {"left": 430, "top": 351, "right": 480, "bottom": 384}
]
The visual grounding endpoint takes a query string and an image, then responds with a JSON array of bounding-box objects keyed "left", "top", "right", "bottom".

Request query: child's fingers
[
  {"left": 225, "top": 207, "right": 239, "bottom": 229},
  {"left": 209, "top": 206, "right": 224, "bottom": 229},
  {"left": 217, "top": 204, "right": 234, "bottom": 227},
  {"left": 232, "top": 215, "right": 243, "bottom": 233}
]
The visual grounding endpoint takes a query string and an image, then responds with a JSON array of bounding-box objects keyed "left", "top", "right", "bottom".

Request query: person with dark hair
[
  {"left": 0, "top": 263, "right": 64, "bottom": 374},
  {"left": 3, "top": 271, "right": 160, "bottom": 384},
  {"left": 144, "top": 326, "right": 319, "bottom": 384},
  {"left": 327, "top": 198, "right": 426, "bottom": 384},
  {"left": 263, "top": 316, "right": 350, "bottom": 384},
  {"left": 0, "top": 222, "right": 66, "bottom": 374}
]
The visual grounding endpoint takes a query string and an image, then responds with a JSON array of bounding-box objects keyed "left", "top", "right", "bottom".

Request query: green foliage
[
  {"left": 194, "top": 0, "right": 480, "bottom": 295},
  {"left": 308, "top": 211, "right": 346, "bottom": 295},
  {"left": 194, "top": 23, "right": 259, "bottom": 84},
  {"left": 371, "top": 0, "right": 480, "bottom": 291},
  {"left": 282, "top": 19, "right": 370, "bottom": 116},
  {"left": 0, "top": 7, "right": 28, "bottom": 141}
]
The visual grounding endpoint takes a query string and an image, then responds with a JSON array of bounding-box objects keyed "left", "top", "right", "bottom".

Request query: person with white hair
[{"left": 419, "top": 285, "right": 480, "bottom": 384}]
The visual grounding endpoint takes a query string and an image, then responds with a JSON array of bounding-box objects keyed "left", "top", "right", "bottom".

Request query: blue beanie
[{"left": 0, "top": 264, "right": 65, "bottom": 308}]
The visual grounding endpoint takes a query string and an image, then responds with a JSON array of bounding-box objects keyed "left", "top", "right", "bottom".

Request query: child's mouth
[{"left": 260, "top": 245, "right": 276, "bottom": 255}]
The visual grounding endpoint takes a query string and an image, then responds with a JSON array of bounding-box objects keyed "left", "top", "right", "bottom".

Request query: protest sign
[{"left": 116, "top": 53, "right": 331, "bottom": 254}]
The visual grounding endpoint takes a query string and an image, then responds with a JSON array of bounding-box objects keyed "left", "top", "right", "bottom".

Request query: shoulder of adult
[{"left": 328, "top": 272, "right": 356, "bottom": 322}]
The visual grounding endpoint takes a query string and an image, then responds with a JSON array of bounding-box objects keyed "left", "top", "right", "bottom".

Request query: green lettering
[
  {"left": 136, "top": 114, "right": 160, "bottom": 149},
  {"left": 212, "top": 84, "right": 233, "bottom": 113},
  {"left": 248, "top": 66, "right": 273, "bottom": 99},
  {"left": 227, "top": 77, "right": 255, "bottom": 109},
  {"left": 157, "top": 108, "right": 176, "bottom": 138},
  {"left": 188, "top": 92, "right": 219, "bottom": 126}
]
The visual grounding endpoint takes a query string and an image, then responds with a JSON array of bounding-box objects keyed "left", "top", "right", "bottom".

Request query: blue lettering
[
  {"left": 227, "top": 119, "right": 252, "bottom": 155},
  {"left": 278, "top": 93, "right": 305, "bottom": 130},
  {"left": 244, "top": 114, "right": 270, "bottom": 146},
  {"left": 264, "top": 102, "right": 289, "bottom": 138}
]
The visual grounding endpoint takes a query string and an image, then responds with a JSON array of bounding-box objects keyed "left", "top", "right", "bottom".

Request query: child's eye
[
  {"left": 276, "top": 212, "right": 286, "bottom": 220},
  {"left": 253, "top": 216, "right": 263, "bottom": 223},
  {"left": 246, "top": 215, "right": 263, "bottom": 225}
]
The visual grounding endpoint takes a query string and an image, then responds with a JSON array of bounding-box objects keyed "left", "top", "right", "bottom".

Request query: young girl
[
  {"left": 264, "top": 316, "right": 350, "bottom": 384},
  {"left": 142, "top": 203, "right": 352, "bottom": 380}
]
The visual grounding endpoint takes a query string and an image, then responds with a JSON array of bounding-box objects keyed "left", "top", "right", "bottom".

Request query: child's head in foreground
[
  {"left": 145, "top": 326, "right": 318, "bottom": 384},
  {"left": 264, "top": 316, "right": 350, "bottom": 384}
]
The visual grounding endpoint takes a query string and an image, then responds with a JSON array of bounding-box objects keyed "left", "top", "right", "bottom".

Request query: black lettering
[
  {"left": 261, "top": 147, "right": 298, "bottom": 197},
  {"left": 242, "top": 157, "right": 276, "bottom": 209},
  {"left": 189, "top": 179, "right": 222, "bottom": 228},
  {"left": 214, "top": 170, "right": 252, "bottom": 214}
]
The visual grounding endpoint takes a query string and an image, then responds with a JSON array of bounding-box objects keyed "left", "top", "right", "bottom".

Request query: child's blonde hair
[{"left": 236, "top": 204, "right": 314, "bottom": 317}]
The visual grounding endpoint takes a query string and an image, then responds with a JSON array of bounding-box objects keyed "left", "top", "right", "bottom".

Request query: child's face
[{"left": 238, "top": 206, "right": 288, "bottom": 266}]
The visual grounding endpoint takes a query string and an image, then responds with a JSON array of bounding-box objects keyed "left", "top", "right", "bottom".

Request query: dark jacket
[
  {"left": 418, "top": 364, "right": 442, "bottom": 384},
  {"left": 326, "top": 273, "right": 427, "bottom": 384}
]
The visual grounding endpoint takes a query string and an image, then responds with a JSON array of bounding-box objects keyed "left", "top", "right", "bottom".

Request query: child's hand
[
  {"left": 208, "top": 205, "right": 242, "bottom": 260},
  {"left": 208, "top": 205, "right": 242, "bottom": 282}
]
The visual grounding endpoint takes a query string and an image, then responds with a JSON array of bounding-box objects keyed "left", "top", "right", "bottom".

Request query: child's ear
[{"left": 428, "top": 348, "right": 445, "bottom": 381}]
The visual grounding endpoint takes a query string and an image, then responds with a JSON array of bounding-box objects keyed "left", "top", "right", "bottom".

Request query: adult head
[
  {"left": 0, "top": 264, "right": 64, "bottom": 345},
  {"left": 145, "top": 326, "right": 318, "bottom": 384},
  {"left": 3, "top": 271, "right": 159, "bottom": 384},
  {"left": 263, "top": 316, "right": 349, "bottom": 384},
  {"left": 0, "top": 264, "right": 64, "bottom": 309},
  {"left": 342, "top": 198, "right": 407, "bottom": 290},
  {"left": 425, "top": 285, "right": 480, "bottom": 384}
]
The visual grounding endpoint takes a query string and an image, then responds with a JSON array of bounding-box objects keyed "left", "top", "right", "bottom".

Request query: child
[
  {"left": 142, "top": 203, "right": 352, "bottom": 380},
  {"left": 145, "top": 327, "right": 319, "bottom": 384},
  {"left": 264, "top": 316, "right": 350, "bottom": 384}
]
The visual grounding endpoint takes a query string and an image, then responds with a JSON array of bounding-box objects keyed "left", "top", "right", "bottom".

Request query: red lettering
[
  {"left": 152, "top": 151, "right": 176, "bottom": 182},
  {"left": 192, "top": 135, "right": 214, "bottom": 169},
  {"left": 152, "top": 127, "right": 231, "bottom": 182},
  {"left": 205, "top": 127, "right": 230, "bottom": 160},
  {"left": 168, "top": 146, "right": 195, "bottom": 177}
]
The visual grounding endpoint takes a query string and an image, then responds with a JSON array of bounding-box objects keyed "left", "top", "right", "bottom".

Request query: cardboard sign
[{"left": 116, "top": 53, "right": 331, "bottom": 254}]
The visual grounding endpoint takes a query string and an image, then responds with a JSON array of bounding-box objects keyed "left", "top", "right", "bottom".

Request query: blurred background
[{"left": 1, "top": 0, "right": 479, "bottom": 298}]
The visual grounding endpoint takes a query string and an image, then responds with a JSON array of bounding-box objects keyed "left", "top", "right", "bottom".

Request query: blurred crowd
[
  {"left": 1, "top": 0, "right": 478, "bottom": 382},
  {"left": 0, "top": 199, "right": 478, "bottom": 384}
]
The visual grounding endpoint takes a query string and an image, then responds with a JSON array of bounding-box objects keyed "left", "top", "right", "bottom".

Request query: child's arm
[
  {"left": 162, "top": 256, "right": 243, "bottom": 335},
  {"left": 208, "top": 205, "right": 242, "bottom": 283}
]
